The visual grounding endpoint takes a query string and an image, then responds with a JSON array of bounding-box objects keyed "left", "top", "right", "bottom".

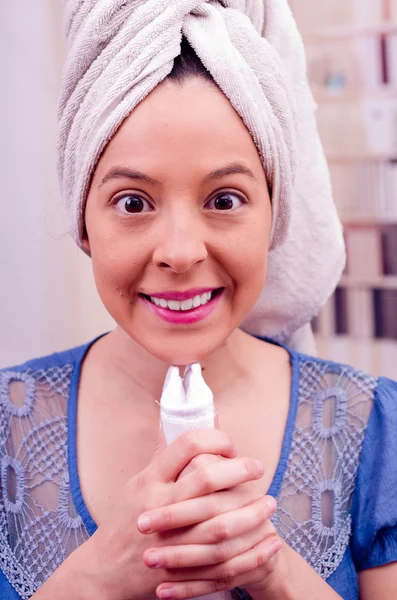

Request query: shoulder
[
  {"left": 290, "top": 349, "right": 380, "bottom": 427},
  {"left": 293, "top": 348, "right": 396, "bottom": 414},
  {"left": 0, "top": 340, "right": 95, "bottom": 375},
  {"left": 0, "top": 337, "right": 101, "bottom": 422}
]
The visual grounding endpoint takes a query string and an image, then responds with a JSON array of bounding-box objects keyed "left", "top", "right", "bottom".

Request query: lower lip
[{"left": 141, "top": 291, "right": 223, "bottom": 325}]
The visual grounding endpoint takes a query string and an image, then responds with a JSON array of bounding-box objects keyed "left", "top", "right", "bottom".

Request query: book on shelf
[
  {"left": 345, "top": 228, "right": 383, "bottom": 277},
  {"left": 373, "top": 288, "right": 397, "bottom": 340},
  {"left": 386, "top": 33, "right": 397, "bottom": 85},
  {"left": 334, "top": 287, "right": 348, "bottom": 335},
  {"left": 329, "top": 161, "right": 397, "bottom": 220},
  {"left": 315, "top": 291, "right": 397, "bottom": 378},
  {"left": 382, "top": 224, "right": 397, "bottom": 274},
  {"left": 348, "top": 288, "right": 375, "bottom": 338}
]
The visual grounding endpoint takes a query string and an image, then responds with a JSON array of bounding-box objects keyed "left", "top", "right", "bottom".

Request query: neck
[{"left": 93, "top": 326, "right": 263, "bottom": 403}]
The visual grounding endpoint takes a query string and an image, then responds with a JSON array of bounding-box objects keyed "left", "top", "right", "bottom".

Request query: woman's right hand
[{"left": 78, "top": 429, "right": 241, "bottom": 600}]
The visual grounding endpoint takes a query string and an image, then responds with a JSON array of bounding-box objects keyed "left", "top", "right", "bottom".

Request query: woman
[{"left": 0, "top": 1, "right": 396, "bottom": 599}]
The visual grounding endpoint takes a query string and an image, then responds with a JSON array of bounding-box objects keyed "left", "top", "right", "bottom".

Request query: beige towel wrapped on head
[{"left": 58, "top": 0, "right": 345, "bottom": 353}]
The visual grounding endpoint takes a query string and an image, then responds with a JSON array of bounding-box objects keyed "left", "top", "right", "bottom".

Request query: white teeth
[
  {"left": 180, "top": 298, "right": 193, "bottom": 311},
  {"left": 149, "top": 291, "right": 215, "bottom": 311},
  {"left": 168, "top": 300, "right": 181, "bottom": 311}
]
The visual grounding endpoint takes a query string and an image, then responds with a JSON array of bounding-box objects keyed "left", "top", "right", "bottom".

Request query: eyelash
[{"left": 112, "top": 190, "right": 247, "bottom": 215}]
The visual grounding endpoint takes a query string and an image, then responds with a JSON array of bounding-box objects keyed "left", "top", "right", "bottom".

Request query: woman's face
[{"left": 84, "top": 78, "right": 272, "bottom": 364}]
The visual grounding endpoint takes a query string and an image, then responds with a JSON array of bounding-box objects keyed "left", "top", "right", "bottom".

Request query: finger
[
  {"left": 171, "top": 456, "right": 264, "bottom": 504},
  {"left": 138, "top": 492, "right": 275, "bottom": 540},
  {"left": 191, "top": 495, "right": 276, "bottom": 545},
  {"left": 178, "top": 453, "right": 223, "bottom": 480},
  {"left": 144, "top": 512, "right": 270, "bottom": 570},
  {"left": 155, "top": 538, "right": 282, "bottom": 600},
  {"left": 150, "top": 430, "right": 237, "bottom": 483}
]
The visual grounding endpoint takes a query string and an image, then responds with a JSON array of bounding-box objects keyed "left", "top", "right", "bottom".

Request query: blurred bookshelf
[{"left": 290, "top": 0, "right": 397, "bottom": 378}]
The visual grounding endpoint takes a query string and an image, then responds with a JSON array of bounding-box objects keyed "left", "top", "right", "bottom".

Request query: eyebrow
[
  {"left": 100, "top": 168, "right": 160, "bottom": 187},
  {"left": 99, "top": 162, "right": 258, "bottom": 188},
  {"left": 203, "top": 163, "right": 259, "bottom": 184}
]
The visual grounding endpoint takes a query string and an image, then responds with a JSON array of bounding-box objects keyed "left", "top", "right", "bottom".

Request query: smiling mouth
[{"left": 141, "top": 288, "right": 223, "bottom": 312}]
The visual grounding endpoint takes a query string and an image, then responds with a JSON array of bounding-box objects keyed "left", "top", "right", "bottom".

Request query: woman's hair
[
  {"left": 167, "top": 37, "right": 215, "bottom": 85},
  {"left": 168, "top": 1, "right": 227, "bottom": 84}
]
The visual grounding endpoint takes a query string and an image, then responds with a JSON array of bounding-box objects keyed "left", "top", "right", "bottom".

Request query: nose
[{"left": 152, "top": 212, "right": 208, "bottom": 274}]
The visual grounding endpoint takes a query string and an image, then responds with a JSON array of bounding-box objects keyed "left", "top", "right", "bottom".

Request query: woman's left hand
[{"left": 138, "top": 453, "right": 283, "bottom": 599}]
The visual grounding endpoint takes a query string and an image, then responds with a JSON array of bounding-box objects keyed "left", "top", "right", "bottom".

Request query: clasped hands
[
  {"left": 90, "top": 429, "right": 284, "bottom": 600},
  {"left": 139, "top": 429, "right": 283, "bottom": 599}
]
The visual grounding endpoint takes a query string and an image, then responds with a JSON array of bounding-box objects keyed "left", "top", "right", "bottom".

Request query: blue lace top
[{"left": 0, "top": 336, "right": 396, "bottom": 599}]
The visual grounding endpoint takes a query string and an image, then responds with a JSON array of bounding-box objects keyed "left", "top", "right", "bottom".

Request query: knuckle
[
  {"left": 190, "top": 454, "right": 208, "bottom": 470},
  {"left": 220, "top": 565, "right": 236, "bottom": 582},
  {"left": 213, "top": 579, "right": 229, "bottom": 592},
  {"left": 181, "top": 431, "right": 201, "bottom": 455},
  {"left": 160, "top": 505, "right": 174, "bottom": 528},
  {"left": 208, "top": 493, "right": 221, "bottom": 518},
  {"left": 213, "top": 517, "right": 231, "bottom": 542},
  {"left": 195, "top": 466, "right": 214, "bottom": 494},
  {"left": 212, "top": 541, "right": 230, "bottom": 563},
  {"left": 169, "top": 547, "right": 184, "bottom": 568},
  {"left": 183, "top": 582, "right": 196, "bottom": 598},
  {"left": 257, "top": 550, "right": 268, "bottom": 568}
]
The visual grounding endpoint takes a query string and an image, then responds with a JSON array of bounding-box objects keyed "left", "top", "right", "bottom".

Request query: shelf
[
  {"left": 339, "top": 275, "right": 397, "bottom": 289},
  {"left": 303, "top": 21, "right": 397, "bottom": 40}
]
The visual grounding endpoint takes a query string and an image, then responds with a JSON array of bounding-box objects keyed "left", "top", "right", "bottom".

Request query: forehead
[{"left": 94, "top": 78, "right": 264, "bottom": 179}]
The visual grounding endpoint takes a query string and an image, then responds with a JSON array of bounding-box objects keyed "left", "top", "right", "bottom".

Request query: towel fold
[{"left": 58, "top": 0, "right": 345, "bottom": 353}]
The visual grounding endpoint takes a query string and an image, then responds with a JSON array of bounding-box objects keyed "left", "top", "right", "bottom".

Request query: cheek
[
  {"left": 226, "top": 214, "right": 270, "bottom": 287},
  {"left": 89, "top": 233, "right": 147, "bottom": 309}
]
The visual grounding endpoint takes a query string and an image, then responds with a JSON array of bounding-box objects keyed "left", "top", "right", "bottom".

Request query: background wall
[{"left": 0, "top": 1, "right": 113, "bottom": 368}]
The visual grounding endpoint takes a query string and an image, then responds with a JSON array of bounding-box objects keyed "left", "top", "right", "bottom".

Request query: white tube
[{"left": 160, "top": 363, "right": 231, "bottom": 600}]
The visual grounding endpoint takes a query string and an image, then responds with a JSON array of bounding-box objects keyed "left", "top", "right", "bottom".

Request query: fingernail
[
  {"left": 255, "top": 460, "right": 264, "bottom": 475},
  {"left": 138, "top": 515, "right": 152, "bottom": 532},
  {"left": 158, "top": 588, "right": 175, "bottom": 599},
  {"left": 147, "top": 551, "right": 161, "bottom": 568},
  {"left": 267, "top": 496, "right": 277, "bottom": 513}
]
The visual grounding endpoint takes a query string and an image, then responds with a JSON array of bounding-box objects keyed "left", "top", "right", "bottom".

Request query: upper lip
[{"left": 142, "top": 287, "right": 221, "bottom": 301}]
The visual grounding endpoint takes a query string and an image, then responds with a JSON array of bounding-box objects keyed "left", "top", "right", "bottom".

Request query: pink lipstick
[{"left": 140, "top": 288, "right": 224, "bottom": 325}]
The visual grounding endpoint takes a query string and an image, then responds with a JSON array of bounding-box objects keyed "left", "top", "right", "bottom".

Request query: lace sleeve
[{"left": 351, "top": 376, "right": 397, "bottom": 571}]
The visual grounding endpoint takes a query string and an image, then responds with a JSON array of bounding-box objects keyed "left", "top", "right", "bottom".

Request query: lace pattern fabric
[
  {"left": 0, "top": 365, "right": 90, "bottom": 599},
  {"left": 0, "top": 353, "right": 378, "bottom": 598},
  {"left": 273, "top": 358, "right": 376, "bottom": 579}
]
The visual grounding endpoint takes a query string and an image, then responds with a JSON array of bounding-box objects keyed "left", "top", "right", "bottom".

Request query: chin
[{"left": 137, "top": 329, "right": 231, "bottom": 366}]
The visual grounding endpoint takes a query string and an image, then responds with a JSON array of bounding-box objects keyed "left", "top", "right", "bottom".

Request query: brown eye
[
  {"left": 115, "top": 195, "right": 152, "bottom": 214},
  {"left": 206, "top": 193, "right": 244, "bottom": 211}
]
